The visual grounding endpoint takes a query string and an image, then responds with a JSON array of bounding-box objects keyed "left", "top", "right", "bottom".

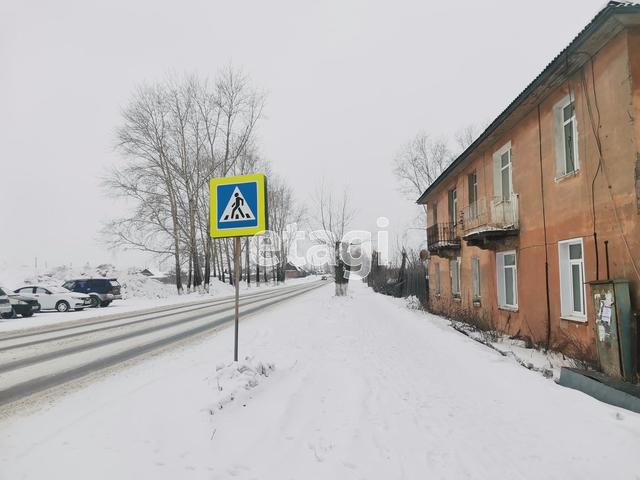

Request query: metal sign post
[
  {"left": 233, "top": 236, "right": 241, "bottom": 362},
  {"left": 210, "top": 173, "right": 268, "bottom": 362}
]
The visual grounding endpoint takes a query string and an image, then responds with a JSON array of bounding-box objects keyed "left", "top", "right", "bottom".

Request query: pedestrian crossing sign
[{"left": 210, "top": 173, "right": 268, "bottom": 238}]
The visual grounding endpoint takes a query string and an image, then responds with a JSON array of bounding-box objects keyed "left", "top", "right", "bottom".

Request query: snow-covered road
[
  {"left": 1, "top": 280, "right": 639, "bottom": 479},
  {"left": 0, "top": 281, "right": 324, "bottom": 408}
]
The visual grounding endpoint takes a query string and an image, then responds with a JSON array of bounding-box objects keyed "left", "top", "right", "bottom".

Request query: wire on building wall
[{"left": 574, "top": 50, "right": 640, "bottom": 283}]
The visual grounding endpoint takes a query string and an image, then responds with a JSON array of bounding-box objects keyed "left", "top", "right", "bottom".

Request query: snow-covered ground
[
  {"left": 1, "top": 280, "right": 640, "bottom": 479},
  {"left": 448, "top": 319, "right": 577, "bottom": 380}
]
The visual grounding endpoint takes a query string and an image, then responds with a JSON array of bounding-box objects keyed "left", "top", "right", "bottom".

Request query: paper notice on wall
[
  {"left": 597, "top": 300, "right": 605, "bottom": 321},
  {"left": 598, "top": 324, "right": 606, "bottom": 341},
  {"left": 600, "top": 305, "right": 612, "bottom": 324}
]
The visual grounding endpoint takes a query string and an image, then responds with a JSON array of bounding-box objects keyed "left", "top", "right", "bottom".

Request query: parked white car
[
  {"left": 13, "top": 285, "right": 91, "bottom": 312},
  {"left": 0, "top": 287, "right": 13, "bottom": 318}
]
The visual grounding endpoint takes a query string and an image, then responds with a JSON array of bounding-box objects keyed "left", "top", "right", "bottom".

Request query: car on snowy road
[
  {"left": 13, "top": 285, "right": 91, "bottom": 312},
  {"left": 61, "top": 278, "right": 122, "bottom": 308},
  {"left": 0, "top": 287, "right": 13, "bottom": 319}
]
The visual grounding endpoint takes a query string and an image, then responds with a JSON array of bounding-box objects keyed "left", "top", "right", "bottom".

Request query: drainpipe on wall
[{"left": 538, "top": 104, "right": 553, "bottom": 350}]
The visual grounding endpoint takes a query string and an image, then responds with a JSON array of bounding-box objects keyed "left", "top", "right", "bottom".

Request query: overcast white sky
[{"left": 0, "top": 0, "right": 606, "bottom": 270}]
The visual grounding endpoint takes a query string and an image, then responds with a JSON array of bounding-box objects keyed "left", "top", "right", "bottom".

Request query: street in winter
[{"left": 3, "top": 1, "right": 640, "bottom": 479}]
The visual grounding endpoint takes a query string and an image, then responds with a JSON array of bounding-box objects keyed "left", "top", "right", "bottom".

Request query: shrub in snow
[{"left": 404, "top": 295, "right": 423, "bottom": 310}]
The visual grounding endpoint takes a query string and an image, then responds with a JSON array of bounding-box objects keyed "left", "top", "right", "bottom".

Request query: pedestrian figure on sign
[{"left": 227, "top": 192, "right": 246, "bottom": 220}]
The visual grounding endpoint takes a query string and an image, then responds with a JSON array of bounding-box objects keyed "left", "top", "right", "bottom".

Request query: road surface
[{"left": 0, "top": 281, "right": 325, "bottom": 409}]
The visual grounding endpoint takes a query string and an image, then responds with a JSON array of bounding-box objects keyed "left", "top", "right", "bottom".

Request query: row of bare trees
[{"left": 104, "top": 68, "right": 303, "bottom": 293}]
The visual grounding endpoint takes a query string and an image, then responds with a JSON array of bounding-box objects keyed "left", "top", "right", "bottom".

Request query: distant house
[
  {"left": 285, "top": 262, "right": 307, "bottom": 279},
  {"left": 139, "top": 269, "right": 154, "bottom": 277},
  {"left": 417, "top": 2, "right": 640, "bottom": 363}
]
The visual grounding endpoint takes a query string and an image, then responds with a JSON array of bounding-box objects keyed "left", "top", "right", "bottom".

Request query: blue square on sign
[{"left": 216, "top": 182, "right": 259, "bottom": 230}]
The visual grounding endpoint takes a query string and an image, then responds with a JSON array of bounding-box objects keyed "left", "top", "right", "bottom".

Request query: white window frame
[
  {"left": 554, "top": 95, "right": 579, "bottom": 179},
  {"left": 492, "top": 142, "right": 513, "bottom": 203},
  {"left": 450, "top": 257, "right": 461, "bottom": 297},
  {"left": 558, "top": 237, "right": 587, "bottom": 321},
  {"left": 496, "top": 250, "right": 518, "bottom": 309},
  {"left": 471, "top": 256, "right": 481, "bottom": 300}
]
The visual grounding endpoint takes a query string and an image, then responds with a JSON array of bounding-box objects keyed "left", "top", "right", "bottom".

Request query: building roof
[
  {"left": 416, "top": 1, "right": 640, "bottom": 205},
  {"left": 285, "top": 261, "right": 302, "bottom": 272}
]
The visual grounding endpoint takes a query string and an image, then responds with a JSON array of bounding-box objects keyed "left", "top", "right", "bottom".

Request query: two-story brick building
[{"left": 417, "top": 1, "right": 640, "bottom": 360}]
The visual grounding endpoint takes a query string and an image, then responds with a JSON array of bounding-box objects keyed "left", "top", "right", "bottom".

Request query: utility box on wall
[{"left": 589, "top": 280, "right": 637, "bottom": 382}]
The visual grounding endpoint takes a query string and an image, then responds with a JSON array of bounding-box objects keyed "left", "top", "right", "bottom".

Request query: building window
[
  {"left": 450, "top": 257, "right": 460, "bottom": 297},
  {"left": 558, "top": 238, "right": 586, "bottom": 320},
  {"left": 434, "top": 262, "right": 441, "bottom": 295},
  {"left": 493, "top": 142, "right": 513, "bottom": 203},
  {"left": 496, "top": 251, "right": 518, "bottom": 309},
  {"left": 468, "top": 172, "right": 478, "bottom": 219},
  {"left": 432, "top": 202, "right": 438, "bottom": 226},
  {"left": 448, "top": 188, "right": 457, "bottom": 225},
  {"left": 554, "top": 95, "right": 579, "bottom": 177},
  {"left": 471, "top": 256, "right": 481, "bottom": 300}
]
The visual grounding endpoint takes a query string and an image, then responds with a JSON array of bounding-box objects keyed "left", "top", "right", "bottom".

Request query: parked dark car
[
  {"left": 61, "top": 278, "right": 122, "bottom": 308},
  {"left": 0, "top": 287, "right": 41, "bottom": 318},
  {"left": 0, "top": 287, "right": 12, "bottom": 319},
  {"left": 8, "top": 292, "right": 41, "bottom": 318}
]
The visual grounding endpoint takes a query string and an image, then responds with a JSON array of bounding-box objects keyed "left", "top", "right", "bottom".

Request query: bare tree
[
  {"left": 313, "top": 183, "right": 355, "bottom": 296},
  {"left": 393, "top": 132, "right": 453, "bottom": 200},
  {"left": 105, "top": 68, "right": 266, "bottom": 294},
  {"left": 454, "top": 123, "right": 482, "bottom": 154},
  {"left": 393, "top": 124, "right": 483, "bottom": 201},
  {"left": 106, "top": 83, "right": 186, "bottom": 292},
  {"left": 267, "top": 175, "right": 306, "bottom": 282}
]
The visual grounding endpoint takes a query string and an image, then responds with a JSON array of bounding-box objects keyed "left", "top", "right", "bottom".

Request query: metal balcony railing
[
  {"left": 462, "top": 194, "right": 519, "bottom": 233},
  {"left": 427, "top": 222, "right": 460, "bottom": 251}
]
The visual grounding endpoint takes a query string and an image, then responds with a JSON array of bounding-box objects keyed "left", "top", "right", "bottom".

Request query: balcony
[
  {"left": 461, "top": 194, "right": 519, "bottom": 249},
  {"left": 427, "top": 222, "right": 461, "bottom": 255}
]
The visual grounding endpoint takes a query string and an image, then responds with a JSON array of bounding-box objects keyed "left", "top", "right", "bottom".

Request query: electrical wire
[{"left": 577, "top": 52, "right": 640, "bottom": 283}]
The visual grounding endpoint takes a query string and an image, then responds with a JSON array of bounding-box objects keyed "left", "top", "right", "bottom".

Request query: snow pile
[
  {"left": 209, "top": 357, "right": 275, "bottom": 414},
  {"left": 117, "top": 271, "right": 175, "bottom": 299}
]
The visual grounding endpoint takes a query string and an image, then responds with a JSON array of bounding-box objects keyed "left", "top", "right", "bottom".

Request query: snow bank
[
  {"left": 209, "top": 357, "right": 276, "bottom": 414},
  {"left": 0, "top": 263, "right": 176, "bottom": 299}
]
